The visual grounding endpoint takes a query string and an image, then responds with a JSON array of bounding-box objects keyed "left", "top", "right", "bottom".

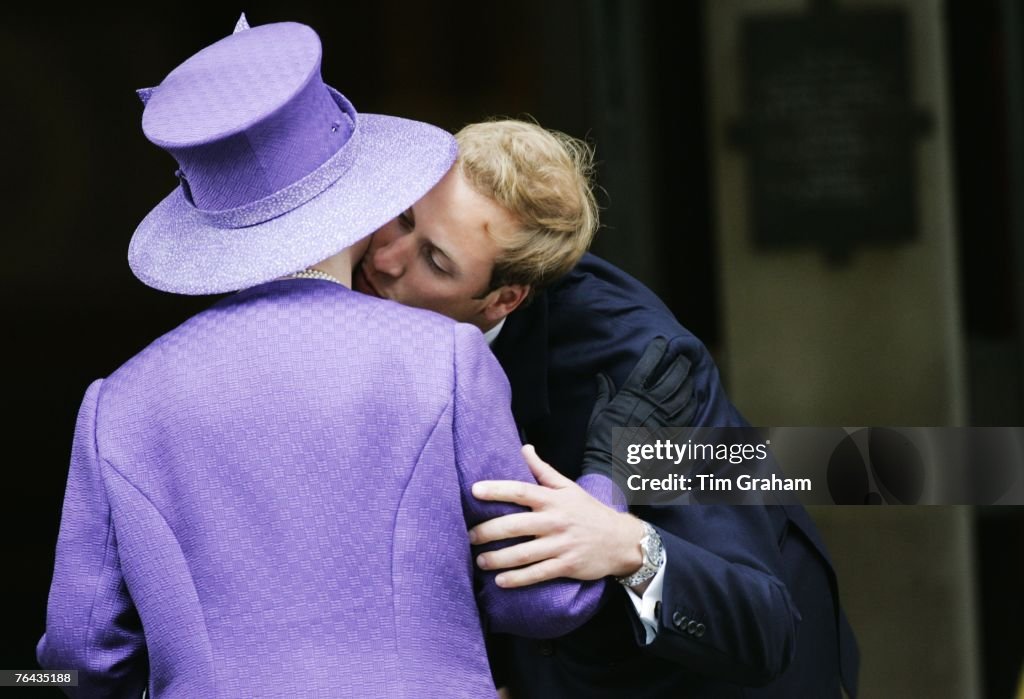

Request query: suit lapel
[{"left": 491, "top": 292, "right": 551, "bottom": 430}]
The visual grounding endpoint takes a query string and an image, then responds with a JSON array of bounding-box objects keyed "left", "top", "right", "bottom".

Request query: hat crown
[
  {"left": 142, "top": 22, "right": 352, "bottom": 211},
  {"left": 144, "top": 22, "right": 322, "bottom": 145}
]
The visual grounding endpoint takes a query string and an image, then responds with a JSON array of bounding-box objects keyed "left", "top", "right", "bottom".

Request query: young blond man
[{"left": 353, "top": 119, "right": 859, "bottom": 698}]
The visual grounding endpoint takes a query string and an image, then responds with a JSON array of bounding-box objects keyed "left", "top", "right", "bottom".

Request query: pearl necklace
[{"left": 287, "top": 267, "right": 345, "bottom": 286}]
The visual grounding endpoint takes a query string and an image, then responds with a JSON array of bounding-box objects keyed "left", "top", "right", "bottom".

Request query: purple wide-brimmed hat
[{"left": 128, "top": 16, "right": 456, "bottom": 294}]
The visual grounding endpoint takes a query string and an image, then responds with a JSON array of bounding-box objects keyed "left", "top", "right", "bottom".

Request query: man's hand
[{"left": 470, "top": 445, "right": 645, "bottom": 587}]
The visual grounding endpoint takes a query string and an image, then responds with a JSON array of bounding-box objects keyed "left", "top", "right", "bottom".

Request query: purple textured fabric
[
  {"left": 143, "top": 23, "right": 348, "bottom": 208},
  {"left": 129, "top": 21, "right": 456, "bottom": 295},
  {"left": 38, "top": 282, "right": 612, "bottom": 698},
  {"left": 577, "top": 472, "right": 629, "bottom": 512}
]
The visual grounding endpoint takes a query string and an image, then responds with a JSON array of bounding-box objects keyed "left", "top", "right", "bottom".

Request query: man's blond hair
[{"left": 456, "top": 119, "right": 598, "bottom": 296}]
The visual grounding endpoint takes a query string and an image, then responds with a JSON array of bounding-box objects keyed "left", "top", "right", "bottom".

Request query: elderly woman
[{"left": 36, "top": 18, "right": 624, "bottom": 698}]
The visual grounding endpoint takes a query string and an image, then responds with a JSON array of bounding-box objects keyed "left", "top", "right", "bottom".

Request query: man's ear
[{"left": 482, "top": 284, "right": 530, "bottom": 324}]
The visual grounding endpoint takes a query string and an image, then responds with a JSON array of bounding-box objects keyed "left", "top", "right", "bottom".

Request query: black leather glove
[{"left": 581, "top": 336, "right": 697, "bottom": 480}]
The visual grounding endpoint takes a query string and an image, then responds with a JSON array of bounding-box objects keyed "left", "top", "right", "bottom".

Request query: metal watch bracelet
[{"left": 616, "top": 521, "right": 664, "bottom": 587}]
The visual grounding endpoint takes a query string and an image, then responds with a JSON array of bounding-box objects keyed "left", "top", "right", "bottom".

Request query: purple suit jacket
[{"left": 37, "top": 279, "right": 614, "bottom": 698}]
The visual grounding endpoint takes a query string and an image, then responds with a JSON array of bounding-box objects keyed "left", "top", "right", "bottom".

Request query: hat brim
[{"left": 128, "top": 112, "right": 457, "bottom": 295}]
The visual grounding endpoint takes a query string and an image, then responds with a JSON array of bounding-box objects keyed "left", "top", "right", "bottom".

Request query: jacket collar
[{"left": 490, "top": 291, "right": 550, "bottom": 428}]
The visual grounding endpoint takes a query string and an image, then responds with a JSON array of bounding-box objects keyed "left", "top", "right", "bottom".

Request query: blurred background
[{"left": 2, "top": 0, "right": 1023, "bottom": 696}]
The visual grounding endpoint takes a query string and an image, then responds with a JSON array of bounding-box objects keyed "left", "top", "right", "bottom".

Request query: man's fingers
[
  {"left": 469, "top": 511, "right": 555, "bottom": 545},
  {"left": 472, "top": 479, "right": 551, "bottom": 508},
  {"left": 522, "top": 444, "right": 573, "bottom": 488},
  {"left": 494, "top": 558, "right": 571, "bottom": 588},
  {"left": 476, "top": 537, "right": 562, "bottom": 572}
]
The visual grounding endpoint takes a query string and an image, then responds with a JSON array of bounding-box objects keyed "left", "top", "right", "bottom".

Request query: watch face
[
  {"left": 642, "top": 526, "right": 664, "bottom": 567},
  {"left": 616, "top": 523, "right": 664, "bottom": 587}
]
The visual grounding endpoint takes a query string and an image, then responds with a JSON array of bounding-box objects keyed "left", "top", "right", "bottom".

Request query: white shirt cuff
[{"left": 624, "top": 550, "right": 667, "bottom": 645}]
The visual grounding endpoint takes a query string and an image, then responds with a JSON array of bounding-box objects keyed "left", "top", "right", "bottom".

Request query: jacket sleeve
[
  {"left": 619, "top": 339, "right": 801, "bottom": 684},
  {"left": 37, "top": 379, "right": 148, "bottom": 697},
  {"left": 634, "top": 504, "right": 800, "bottom": 685},
  {"left": 451, "top": 324, "right": 614, "bottom": 639}
]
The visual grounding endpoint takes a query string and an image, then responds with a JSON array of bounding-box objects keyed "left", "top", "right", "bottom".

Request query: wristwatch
[{"left": 616, "top": 521, "right": 664, "bottom": 587}]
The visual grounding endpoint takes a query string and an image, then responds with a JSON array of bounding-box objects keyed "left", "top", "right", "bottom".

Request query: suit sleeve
[
  {"left": 619, "top": 340, "right": 800, "bottom": 684},
  {"left": 37, "top": 379, "right": 148, "bottom": 697},
  {"left": 451, "top": 324, "right": 613, "bottom": 639},
  {"left": 636, "top": 505, "right": 799, "bottom": 685}
]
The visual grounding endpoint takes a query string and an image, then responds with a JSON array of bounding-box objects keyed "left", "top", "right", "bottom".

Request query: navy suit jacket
[{"left": 490, "top": 254, "right": 859, "bottom": 698}]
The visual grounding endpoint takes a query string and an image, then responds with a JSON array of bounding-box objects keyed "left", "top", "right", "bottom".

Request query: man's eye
[
  {"left": 398, "top": 212, "right": 414, "bottom": 230},
  {"left": 423, "top": 247, "right": 448, "bottom": 275}
]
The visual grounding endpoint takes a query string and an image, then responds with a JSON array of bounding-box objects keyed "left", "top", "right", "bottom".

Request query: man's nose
[{"left": 372, "top": 233, "right": 412, "bottom": 278}]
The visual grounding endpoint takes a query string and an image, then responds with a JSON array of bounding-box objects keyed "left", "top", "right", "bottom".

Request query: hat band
[{"left": 195, "top": 87, "right": 360, "bottom": 229}]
